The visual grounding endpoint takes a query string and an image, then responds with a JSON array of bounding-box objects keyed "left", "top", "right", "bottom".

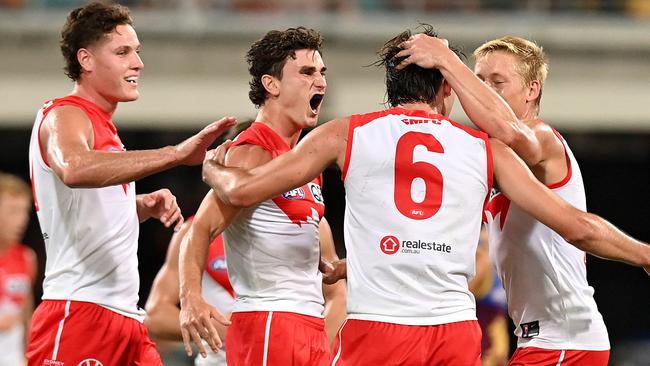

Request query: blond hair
[
  {"left": 0, "top": 172, "right": 32, "bottom": 202},
  {"left": 474, "top": 36, "right": 548, "bottom": 109}
]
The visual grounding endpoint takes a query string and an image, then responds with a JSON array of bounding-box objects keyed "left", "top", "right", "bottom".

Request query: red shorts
[
  {"left": 226, "top": 311, "right": 330, "bottom": 366},
  {"left": 26, "top": 300, "right": 162, "bottom": 366},
  {"left": 331, "top": 319, "right": 481, "bottom": 366},
  {"left": 509, "top": 347, "right": 610, "bottom": 366}
]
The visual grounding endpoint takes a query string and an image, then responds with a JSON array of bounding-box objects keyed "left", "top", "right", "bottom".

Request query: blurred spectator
[{"left": 0, "top": 172, "right": 37, "bottom": 366}]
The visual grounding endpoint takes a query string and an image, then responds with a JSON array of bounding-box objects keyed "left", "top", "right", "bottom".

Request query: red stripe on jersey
[
  {"left": 547, "top": 128, "right": 573, "bottom": 189},
  {"left": 232, "top": 122, "right": 325, "bottom": 225},
  {"left": 204, "top": 235, "right": 235, "bottom": 298},
  {"left": 341, "top": 117, "right": 356, "bottom": 182},
  {"left": 485, "top": 193, "right": 511, "bottom": 230}
]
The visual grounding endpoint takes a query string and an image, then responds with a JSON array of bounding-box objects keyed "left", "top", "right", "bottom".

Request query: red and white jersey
[
  {"left": 485, "top": 129, "right": 609, "bottom": 350},
  {"left": 28, "top": 96, "right": 144, "bottom": 321},
  {"left": 224, "top": 122, "right": 326, "bottom": 317},
  {"left": 342, "top": 107, "right": 492, "bottom": 325},
  {"left": 0, "top": 244, "right": 35, "bottom": 365},
  {"left": 202, "top": 235, "right": 235, "bottom": 315}
]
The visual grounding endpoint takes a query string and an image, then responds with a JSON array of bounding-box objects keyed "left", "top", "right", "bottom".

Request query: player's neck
[
  {"left": 255, "top": 107, "right": 302, "bottom": 148},
  {"left": 0, "top": 239, "right": 12, "bottom": 254},
  {"left": 70, "top": 83, "right": 118, "bottom": 116},
  {"left": 397, "top": 102, "right": 443, "bottom": 115}
]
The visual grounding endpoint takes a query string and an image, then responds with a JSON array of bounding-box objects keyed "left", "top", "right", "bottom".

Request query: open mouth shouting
[{"left": 309, "top": 93, "right": 324, "bottom": 114}]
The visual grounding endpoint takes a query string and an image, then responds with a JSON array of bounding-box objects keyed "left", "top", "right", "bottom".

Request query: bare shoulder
[
  {"left": 527, "top": 118, "right": 565, "bottom": 160},
  {"left": 226, "top": 144, "right": 273, "bottom": 170},
  {"left": 41, "top": 105, "right": 94, "bottom": 147},
  {"left": 44, "top": 105, "right": 93, "bottom": 131}
]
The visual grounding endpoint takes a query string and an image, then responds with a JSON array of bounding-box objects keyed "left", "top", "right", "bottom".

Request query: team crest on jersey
[
  {"left": 308, "top": 182, "right": 324, "bottom": 204},
  {"left": 210, "top": 256, "right": 227, "bottom": 272},
  {"left": 282, "top": 187, "right": 305, "bottom": 200}
]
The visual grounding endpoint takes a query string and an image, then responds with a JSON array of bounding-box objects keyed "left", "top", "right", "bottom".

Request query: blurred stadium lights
[{"left": 1, "top": 0, "right": 649, "bottom": 130}]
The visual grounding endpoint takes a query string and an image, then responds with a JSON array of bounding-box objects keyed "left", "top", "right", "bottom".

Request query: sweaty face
[
  {"left": 276, "top": 49, "right": 327, "bottom": 129},
  {"left": 474, "top": 51, "right": 531, "bottom": 119},
  {"left": 84, "top": 24, "right": 143, "bottom": 104},
  {"left": 0, "top": 193, "right": 31, "bottom": 244}
]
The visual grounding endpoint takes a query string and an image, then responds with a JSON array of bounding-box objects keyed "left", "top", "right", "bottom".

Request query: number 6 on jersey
[{"left": 394, "top": 132, "right": 444, "bottom": 220}]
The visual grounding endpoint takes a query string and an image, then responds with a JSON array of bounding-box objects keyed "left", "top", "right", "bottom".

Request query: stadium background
[{"left": 1, "top": 0, "right": 649, "bottom": 364}]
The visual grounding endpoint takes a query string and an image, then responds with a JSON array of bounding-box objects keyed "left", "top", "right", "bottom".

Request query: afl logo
[
  {"left": 380, "top": 235, "right": 400, "bottom": 255},
  {"left": 78, "top": 359, "right": 103, "bottom": 366},
  {"left": 282, "top": 187, "right": 305, "bottom": 200}
]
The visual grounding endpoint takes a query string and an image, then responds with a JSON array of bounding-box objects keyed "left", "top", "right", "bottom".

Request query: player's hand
[
  {"left": 204, "top": 139, "right": 233, "bottom": 167},
  {"left": 179, "top": 293, "right": 231, "bottom": 358},
  {"left": 394, "top": 34, "right": 455, "bottom": 71},
  {"left": 175, "top": 116, "right": 236, "bottom": 166},
  {"left": 137, "top": 189, "right": 184, "bottom": 230},
  {"left": 320, "top": 258, "right": 347, "bottom": 284}
]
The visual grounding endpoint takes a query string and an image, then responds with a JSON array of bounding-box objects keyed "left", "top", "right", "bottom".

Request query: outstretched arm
[
  {"left": 41, "top": 106, "right": 235, "bottom": 187},
  {"left": 492, "top": 139, "right": 650, "bottom": 271},
  {"left": 202, "top": 117, "right": 348, "bottom": 208},
  {"left": 319, "top": 217, "right": 347, "bottom": 346},
  {"left": 395, "top": 35, "right": 542, "bottom": 165}
]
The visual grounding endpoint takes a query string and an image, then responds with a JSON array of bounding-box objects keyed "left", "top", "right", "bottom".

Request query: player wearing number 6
[{"left": 201, "top": 26, "right": 650, "bottom": 365}]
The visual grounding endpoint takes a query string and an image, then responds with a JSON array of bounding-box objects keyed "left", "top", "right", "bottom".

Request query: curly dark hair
[
  {"left": 60, "top": 2, "right": 133, "bottom": 81},
  {"left": 246, "top": 27, "right": 323, "bottom": 107},
  {"left": 377, "top": 24, "right": 464, "bottom": 107}
]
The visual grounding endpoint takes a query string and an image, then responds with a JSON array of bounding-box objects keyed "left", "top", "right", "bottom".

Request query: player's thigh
[
  {"left": 27, "top": 300, "right": 161, "bottom": 366},
  {"left": 332, "top": 319, "right": 481, "bottom": 366},
  {"left": 226, "top": 311, "right": 329, "bottom": 366}
]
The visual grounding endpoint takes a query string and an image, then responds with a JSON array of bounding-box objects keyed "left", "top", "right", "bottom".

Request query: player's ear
[
  {"left": 77, "top": 48, "right": 94, "bottom": 76},
  {"left": 526, "top": 80, "right": 541, "bottom": 103},
  {"left": 262, "top": 74, "right": 280, "bottom": 98},
  {"left": 441, "top": 79, "right": 453, "bottom": 98}
]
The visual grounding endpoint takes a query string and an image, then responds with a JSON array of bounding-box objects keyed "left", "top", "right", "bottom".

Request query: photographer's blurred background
[{"left": 1, "top": 1, "right": 649, "bottom": 364}]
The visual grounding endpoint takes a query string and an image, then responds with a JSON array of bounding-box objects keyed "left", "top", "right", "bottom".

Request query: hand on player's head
[
  {"left": 175, "top": 116, "right": 236, "bottom": 166},
  {"left": 394, "top": 34, "right": 451, "bottom": 71}
]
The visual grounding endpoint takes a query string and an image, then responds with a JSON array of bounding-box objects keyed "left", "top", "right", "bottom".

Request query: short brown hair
[
  {"left": 60, "top": 1, "right": 133, "bottom": 81},
  {"left": 474, "top": 36, "right": 548, "bottom": 109},
  {"left": 0, "top": 172, "right": 31, "bottom": 202},
  {"left": 247, "top": 27, "right": 323, "bottom": 107}
]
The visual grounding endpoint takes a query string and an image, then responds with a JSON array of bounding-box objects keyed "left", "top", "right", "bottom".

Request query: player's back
[
  {"left": 343, "top": 107, "right": 492, "bottom": 325},
  {"left": 485, "top": 130, "right": 609, "bottom": 350}
]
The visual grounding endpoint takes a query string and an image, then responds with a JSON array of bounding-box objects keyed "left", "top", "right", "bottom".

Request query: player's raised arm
[
  {"left": 203, "top": 117, "right": 348, "bottom": 208},
  {"left": 492, "top": 139, "right": 650, "bottom": 272},
  {"left": 395, "top": 34, "right": 542, "bottom": 165},
  {"left": 42, "top": 110, "right": 235, "bottom": 188}
]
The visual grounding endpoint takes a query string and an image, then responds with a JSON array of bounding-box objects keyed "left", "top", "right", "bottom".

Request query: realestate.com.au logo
[{"left": 379, "top": 235, "right": 452, "bottom": 255}]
